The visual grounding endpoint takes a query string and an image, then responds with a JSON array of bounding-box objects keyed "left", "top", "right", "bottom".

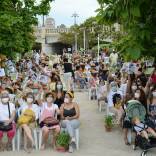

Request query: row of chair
[{"left": 9, "top": 127, "right": 79, "bottom": 151}]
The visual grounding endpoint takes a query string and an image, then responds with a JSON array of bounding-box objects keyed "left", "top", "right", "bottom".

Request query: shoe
[
  {"left": 6, "top": 143, "right": 12, "bottom": 151},
  {"left": 71, "top": 140, "right": 76, "bottom": 150},
  {"left": 0, "top": 144, "right": 4, "bottom": 152},
  {"left": 24, "top": 147, "right": 31, "bottom": 153},
  {"left": 68, "top": 145, "right": 74, "bottom": 153}
]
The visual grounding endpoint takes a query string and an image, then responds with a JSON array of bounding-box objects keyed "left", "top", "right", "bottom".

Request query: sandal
[
  {"left": 0, "top": 144, "right": 4, "bottom": 152},
  {"left": 124, "top": 138, "right": 130, "bottom": 146},
  {"left": 6, "top": 143, "right": 12, "bottom": 151},
  {"left": 40, "top": 144, "right": 45, "bottom": 150},
  {"left": 24, "top": 147, "right": 31, "bottom": 153}
]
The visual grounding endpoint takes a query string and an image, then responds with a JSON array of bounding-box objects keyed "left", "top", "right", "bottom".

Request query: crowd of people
[
  {"left": 0, "top": 49, "right": 156, "bottom": 154},
  {"left": 0, "top": 52, "right": 80, "bottom": 153}
]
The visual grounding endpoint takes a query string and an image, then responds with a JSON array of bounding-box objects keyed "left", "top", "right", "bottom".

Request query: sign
[
  {"left": 10, "top": 73, "right": 18, "bottom": 82},
  {"left": 68, "top": 48, "right": 72, "bottom": 52},
  {"left": 145, "top": 68, "right": 155, "bottom": 75},
  {"left": 39, "top": 75, "right": 48, "bottom": 84},
  {"left": 104, "top": 57, "right": 109, "bottom": 64},
  {"left": 31, "top": 73, "right": 38, "bottom": 82},
  {"left": 0, "top": 68, "right": 5, "bottom": 77}
]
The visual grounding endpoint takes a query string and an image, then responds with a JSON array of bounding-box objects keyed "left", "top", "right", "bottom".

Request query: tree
[
  {"left": 0, "top": 0, "right": 54, "bottom": 56},
  {"left": 96, "top": 0, "right": 156, "bottom": 60}
]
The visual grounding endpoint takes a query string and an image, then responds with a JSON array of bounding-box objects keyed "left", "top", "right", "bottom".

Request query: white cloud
[{"left": 48, "top": 0, "right": 99, "bottom": 27}]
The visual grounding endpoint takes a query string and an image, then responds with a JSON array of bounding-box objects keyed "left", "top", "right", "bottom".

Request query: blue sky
[{"left": 44, "top": 0, "right": 99, "bottom": 27}]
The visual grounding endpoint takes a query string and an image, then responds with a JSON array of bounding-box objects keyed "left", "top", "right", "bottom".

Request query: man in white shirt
[{"left": 110, "top": 50, "right": 118, "bottom": 67}]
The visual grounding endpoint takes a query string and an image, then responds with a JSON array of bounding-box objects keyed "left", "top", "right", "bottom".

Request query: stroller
[{"left": 126, "top": 100, "right": 156, "bottom": 156}]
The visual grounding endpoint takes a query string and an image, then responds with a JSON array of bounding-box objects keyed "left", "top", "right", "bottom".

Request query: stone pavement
[{"left": 2, "top": 91, "right": 156, "bottom": 156}]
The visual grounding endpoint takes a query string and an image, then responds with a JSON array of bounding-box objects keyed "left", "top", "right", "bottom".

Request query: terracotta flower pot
[
  {"left": 56, "top": 146, "right": 68, "bottom": 152},
  {"left": 105, "top": 125, "right": 112, "bottom": 132}
]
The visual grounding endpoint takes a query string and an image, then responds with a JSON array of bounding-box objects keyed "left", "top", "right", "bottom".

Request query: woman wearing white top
[
  {"left": 0, "top": 91, "right": 16, "bottom": 151},
  {"left": 18, "top": 92, "right": 39, "bottom": 153},
  {"left": 39, "top": 92, "right": 60, "bottom": 150}
]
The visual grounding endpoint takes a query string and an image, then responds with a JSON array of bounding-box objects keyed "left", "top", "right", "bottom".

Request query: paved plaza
[{"left": 2, "top": 91, "right": 156, "bottom": 156}]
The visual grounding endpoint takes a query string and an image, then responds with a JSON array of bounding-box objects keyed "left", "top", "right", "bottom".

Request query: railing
[
  {"left": 46, "top": 28, "right": 70, "bottom": 34},
  {"left": 34, "top": 27, "right": 70, "bottom": 36}
]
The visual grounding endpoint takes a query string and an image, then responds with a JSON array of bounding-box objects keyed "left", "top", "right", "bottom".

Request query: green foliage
[
  {"left": 0, "top": 0, "right": 53, "bottom": 57},
  {"left": 56, "top": 131, "right": 70, "bottom": 148},
  {"left": 96, "top": 0, "right": 156, "bottom": 60},
  {"left": 104, "top": 115, "right": 113, "bottom": 128}
]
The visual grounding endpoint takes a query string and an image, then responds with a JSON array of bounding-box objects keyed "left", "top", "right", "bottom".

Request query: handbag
[
  {"left": 18, "top": 109, "right": 35, "bottom": 125},
  {"left": 0, "top": 103, "right": 13, "bottom": 131},
  {"left": 40, "top": 108, "right": 59, "bottom": 128},
  {"left": 40, "top": 117, "right": 59, "bottom": 128}
]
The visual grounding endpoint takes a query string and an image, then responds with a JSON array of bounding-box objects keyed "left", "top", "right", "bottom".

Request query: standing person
[
  {"left": 63, "top": 58, "right": 73, "bottom": 91},
  {"left": 60, "top": 92, "right": 80, "bottom": 153},
  {"left": 109, "top": 50, "right": 118, "bottom": 67},
  {"left": 0, "top": 91, "right": 16, "bottom": 151}
]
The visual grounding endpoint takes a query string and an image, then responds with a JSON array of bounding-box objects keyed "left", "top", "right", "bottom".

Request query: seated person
[
  {"left": 60, "top": 92, "right": 80, "bottom": 153},
  {"left": 18, "top": 92, "right": 39, "bottom": 153},
  {"left": 75, "top": 66, "right": 87, "bottom": 89},
  {"left": 39, "top": 92, "right": 60, "bottom": 150},
  {"left": 0, "top": 91, "right": 16, "bottom": 151},
  {"left": 112, "top": 93, "right": 124, "bottom": 124},
  {"left": 133, "top": 117, "right": 156, "bottom": 141},
  {"left": 97, "top": 80, "right": 107, "bottom": 105},
  {"left": 148, "top": 88, "right": 156, "bottom": 129}
]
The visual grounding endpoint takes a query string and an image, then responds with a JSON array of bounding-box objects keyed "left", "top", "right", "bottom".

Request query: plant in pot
[
  {"left": 56, "top": 131, "right": 70, "bottom": 152},
  {"left": 104, "top": 115, "right": 113, "bottom": 132}
]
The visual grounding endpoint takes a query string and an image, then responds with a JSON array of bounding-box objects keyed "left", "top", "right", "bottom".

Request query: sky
[{"left": 46, "top": 0, "right": 99, "bottom": 27}]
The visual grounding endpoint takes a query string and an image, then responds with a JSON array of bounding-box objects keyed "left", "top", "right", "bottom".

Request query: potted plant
[
  {"left": 56, "top": 131, "right": 70, "bottom": 152},
  {"left": 104, "top": 115, "right": 113, "bottom": 132}
]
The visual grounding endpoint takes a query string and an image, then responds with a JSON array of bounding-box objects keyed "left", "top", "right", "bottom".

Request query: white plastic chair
[
  {"left": 61, "top": 128, "right": 80, "bottom": 150},
  {"left": 88, "top": 87, "right": 98, "bottom": 100},
  {"left": 98, "top": 99, "right": 106, "bottom": 112},
  {"left": 38, "top": 128, "right": 56, "bottom": 150},
  {"left": 38, "top": 128, "right": 42, "bottom": 150},
  {"left": 127, "top": 129, "right": 132, "bottom": 144},
  {"left": 17, "top": 127, "right": 38, "bottom": 151},
  {"left": 12, "top": 136, "right": 16, "bottom": 151},
  {"left": 16, "top": 108, "right": 38, "bottom": 151}
]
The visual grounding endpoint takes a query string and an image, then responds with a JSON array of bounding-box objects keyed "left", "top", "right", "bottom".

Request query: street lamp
[
  {"left": 71, "top": 12, "right": 79, "bottom": 52},
  {"left": 71, "top": 12, "right": 79, "bottom": 25},
  {"left": 98, "top": 34, "right": 100, "bottom": 62},
  {"left": 83, "top": 28, "right": 86, "bottom": 51}
]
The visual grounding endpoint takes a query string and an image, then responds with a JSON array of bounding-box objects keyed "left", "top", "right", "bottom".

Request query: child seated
[
  {"left": 112, "top": 93, "right": 123, "bottom": 124},
  {"left": 97, "top": 81, "right": 107, "bottom": 101},
  {"left": 132, "top": 117, "right": 156, "bottom": 141}
]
